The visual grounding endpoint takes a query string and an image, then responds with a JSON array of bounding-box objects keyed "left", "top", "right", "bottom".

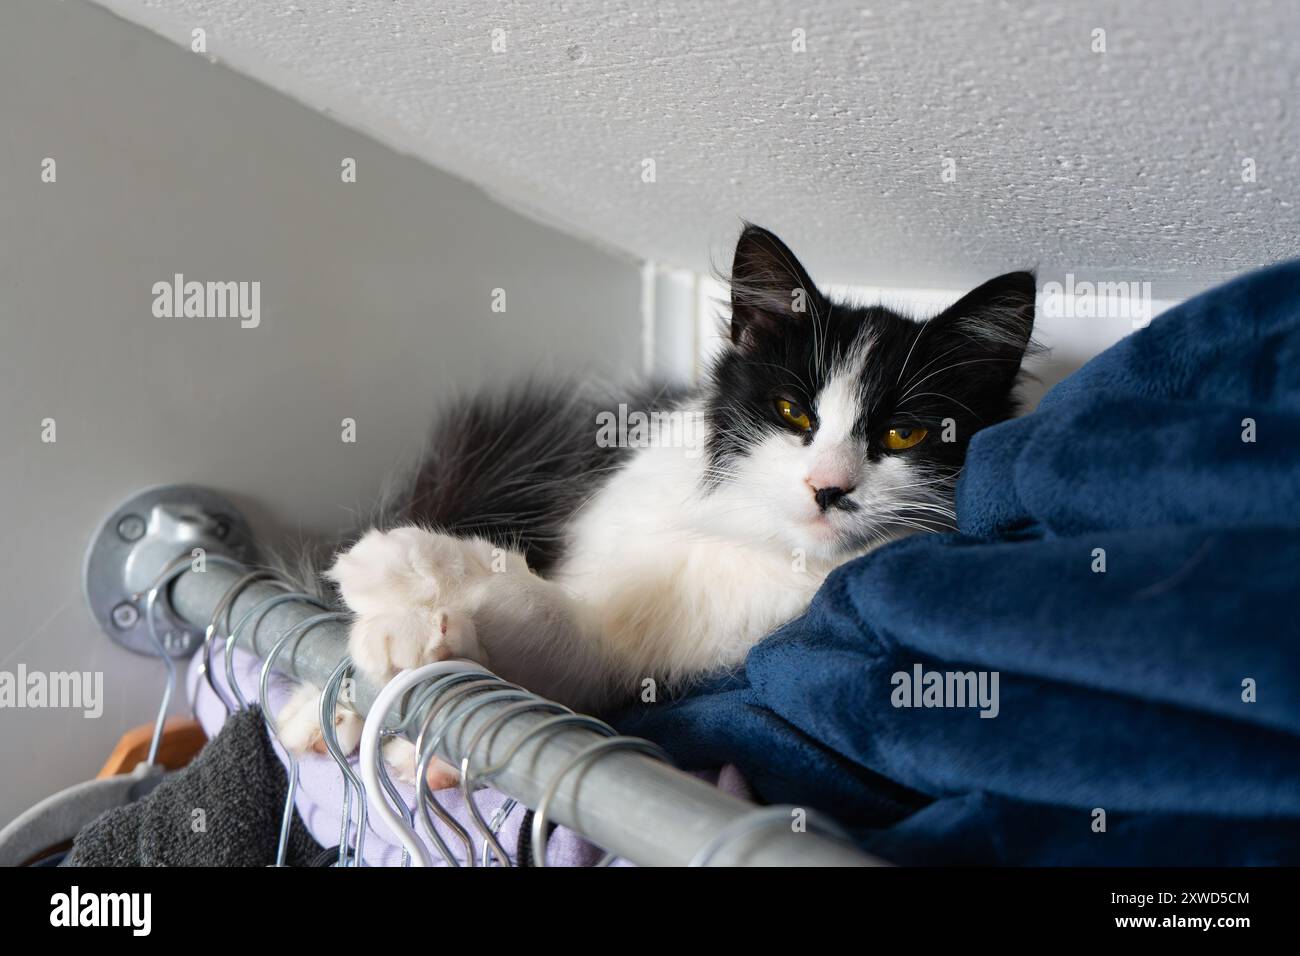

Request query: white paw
[
  {"left": 382, "top": 737, "right": 462, "bottom": 790},
  {"left": 328, "top": 527, "right": 511, "bottom": 683},
  {"left": 276, "top": 683, "right": 363, "bottom": 755}
]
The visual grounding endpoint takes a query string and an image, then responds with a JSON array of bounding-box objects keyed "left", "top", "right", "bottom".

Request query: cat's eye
[
  {"left": 775, "top": 398, "right": 813, "bottom": 432},
  {"left": 883, "top": 426, "right": 928, "bottom": 450}
]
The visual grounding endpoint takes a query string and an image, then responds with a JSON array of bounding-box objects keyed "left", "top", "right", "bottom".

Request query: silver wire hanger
[
  {"left": 199, "top": 571, "right": 289, "bottom": 717},
  {"left": 258, "top": 611, "right": 349, "bottom": 867},
  {"left": 358, "top": 661, "right": 491, "bottom": 867},
  {"left": 406, "top": 673, "right": 495, "bottom": 865},
  {"left": 413, "top": 682, "right": 533, "bottom": 866},
  {"left": 320, "top": 655, "right": 368, "bottom": 867},
  {"left": 530, "top": 735, "right": 672, "bottom": 868},
  {"left": 140, "top": 553, "right": 247, "bottom": 764},
  {"left": 225, "top": 591, "right": 327, "bottom": 710},
  {"left": 458, "top": 701, "right": 590, "bottom": 866}
]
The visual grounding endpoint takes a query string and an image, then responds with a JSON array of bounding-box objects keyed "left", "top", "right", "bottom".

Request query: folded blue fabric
[{"left": 615, "top": 260, "right": 1300, "bottom": 865}]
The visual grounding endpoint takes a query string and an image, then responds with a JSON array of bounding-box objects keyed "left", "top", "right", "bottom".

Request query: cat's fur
[{"left": 279, "top": 224, "right": 1036, "bottom": 780}]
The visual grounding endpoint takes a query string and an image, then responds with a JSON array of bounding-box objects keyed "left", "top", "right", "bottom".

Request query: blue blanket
[{"left": 616, "top": 260, "right": 1300, "bottom": 865}]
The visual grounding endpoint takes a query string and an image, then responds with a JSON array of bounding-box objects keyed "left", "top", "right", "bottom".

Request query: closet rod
[{"left": 170, "top": 563, "right": 877, "bottom": 867}]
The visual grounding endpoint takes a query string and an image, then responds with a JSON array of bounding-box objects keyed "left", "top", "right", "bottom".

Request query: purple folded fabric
[{"left": 186, "top": 649, "right": 750, "bottom": 866}]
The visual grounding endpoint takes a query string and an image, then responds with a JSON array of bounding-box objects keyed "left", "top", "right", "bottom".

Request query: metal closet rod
[{"left": 170, "top": 563, "right": 877, "bottom": 867}]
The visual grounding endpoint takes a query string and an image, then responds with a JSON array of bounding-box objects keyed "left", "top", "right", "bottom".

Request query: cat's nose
[{"left": 812, "top": 484, "right": 853, "bottom": 511}]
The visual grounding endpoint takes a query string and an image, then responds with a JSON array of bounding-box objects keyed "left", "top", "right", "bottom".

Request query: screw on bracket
[
  {"left": 85, "top": 485, "right": 256, "bottom": 658},
  {"left": 111, "top": 601, "right": 140, "bottom": 630},
  {"left": 116, "top": 514, "right": 146, "bottom": 542}
]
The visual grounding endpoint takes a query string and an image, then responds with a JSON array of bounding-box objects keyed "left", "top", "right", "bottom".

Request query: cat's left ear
[
  {"left": 929, "top": 271, "right": 1036, "bottom": 386},
  {"left": 728, "top": 223, "right": 825, "bottom": 351}
]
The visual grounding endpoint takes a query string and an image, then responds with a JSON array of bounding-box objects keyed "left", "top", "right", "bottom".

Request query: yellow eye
[
  {"left": 884, "top": 426, "right": 928, "bottom": 450},
  {"left": 775, "top": 398, "right": 813, "bottom": 432}
]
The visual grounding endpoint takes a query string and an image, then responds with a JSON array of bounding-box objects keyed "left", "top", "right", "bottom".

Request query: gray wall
[{"left": 0, "top": 0, "right": 642, "bottom": 824}]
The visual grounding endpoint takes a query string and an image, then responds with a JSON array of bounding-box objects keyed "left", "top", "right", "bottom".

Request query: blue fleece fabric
[{"left": 614, "top": 260, "right": 1300, "bottom": 865}]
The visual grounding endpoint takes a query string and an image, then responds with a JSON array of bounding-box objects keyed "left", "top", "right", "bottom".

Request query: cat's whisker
[
  {"left": 899, "top": 357, "right": 1020, "bottom": 402},
  {"left": 897, "top": 342, "right": 967, "bottom": 395},
  {"left": 894, "top": 320, "right": 932, "bottom": 388},
  {"left": 895, "top": 391, "right": 980, "bottom": 418}
]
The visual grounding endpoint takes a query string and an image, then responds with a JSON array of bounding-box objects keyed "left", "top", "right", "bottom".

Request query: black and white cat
[{"left": 280, "top": 224, "right": 1036, "bottom": 778}]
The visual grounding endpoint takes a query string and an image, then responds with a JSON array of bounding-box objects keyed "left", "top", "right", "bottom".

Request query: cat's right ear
[{"left": 728, "top": 224, "right": 822, "bottom": 351}]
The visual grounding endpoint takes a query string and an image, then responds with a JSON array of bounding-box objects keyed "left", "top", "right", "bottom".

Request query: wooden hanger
[{"left": 96, "top": 717, "right": 207, "bottom": 779}]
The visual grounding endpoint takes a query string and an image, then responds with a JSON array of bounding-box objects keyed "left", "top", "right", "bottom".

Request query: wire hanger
[
  {"left": 413, "top": 682, "right": 533, "bottom": 866},
  {"left": 358, "top": 661, "right": 491, "bottom": 867},
  {"left": 199, "top": 571, "right": 289, "bottom": 716},
  {"left": 530, "top": 736, "right": 672, "bottom": 867},
  {"left": 139, "top": 553, "right": 247, "bottom": 765},
  {"left": 452, "top": 699, "right": 571, "bottom": 864},
  {"left": 258, "top": 611, "right": 349, "bottom": 867},
  {"left": 458, "top": 702, "right": 585, "bottom": 865},
  {"left": 319, "top": 655, "right": 367, "bottom": 866},
  {"left": 225, "top": 591, "right": 327, "bottom": 710},
  {"left": 407, "top": 673, "right": 493, "bottom": 865}
]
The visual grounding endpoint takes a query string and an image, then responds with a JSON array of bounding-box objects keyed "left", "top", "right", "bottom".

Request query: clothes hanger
[
  {"left": 141, "top": 555, "right": 248, "bottom": 763},
  {"left": 457, "top": 699, "right": 570, "bottom": 863},
  {"left": 376, "top": 672, "right": 499, "bottom": 867},
  {"left": 407, "top": 673, "right": 491, "bottom": 866},
  {"left": 225, "top": 591, "right": 327, "bottom": 711},
  {"left": 375, "top": 671, "right": 510, "bottom": 866},
  {"left": 319, "top": 655, "right": 369, "bottom": 866},
  {"left": 529, "top": 735, "right": 672, "bottom": 867},
  {"left": 257, "top": 611, "right": 348, "bottom": 867},
  {"left": 358, "top": 661, "right": 491, "bottom": 867},
  {"left": 412, "top": 681, "right": 533, "bottom": 866},
  {"left": 417, "top": 685, "right": 533, "bottom": 867},
  {"left": 96, "top": 717, "right": 207, "bottom": 778},
  {"left": 480, "top": 799, "right": 521, "bottom": 866},
  {"left": 198, "top": 570, "right": 289, "bottom": 717},
  {"left": 459, "top": 706, "right": 608, "bottom": 866},
  {"left": 0, "top": 553, "right": 246, "bottom": 865}
]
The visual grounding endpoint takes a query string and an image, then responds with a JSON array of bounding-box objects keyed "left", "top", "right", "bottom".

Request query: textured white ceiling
[{"left": 89, "top": 0, "right": 1300, "bottom": 296}]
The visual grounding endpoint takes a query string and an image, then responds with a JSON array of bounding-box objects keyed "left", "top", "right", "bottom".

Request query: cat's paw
[
  {"left": 344, "top": 603, "right": 480, "bottom": 686},
  {"left": 276, "top": 683, "right": 363, "bottom": 755},
  {"left": 328, "top": 527, "right": 504, "bottom": 683},
  {"left": 382, "top": 737, "right": 462, "bottom": 790}
]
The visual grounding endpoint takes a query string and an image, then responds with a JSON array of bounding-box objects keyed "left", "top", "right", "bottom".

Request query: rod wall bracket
[{"left": 83, "top": 484, "right": 257, "bottom": 658}]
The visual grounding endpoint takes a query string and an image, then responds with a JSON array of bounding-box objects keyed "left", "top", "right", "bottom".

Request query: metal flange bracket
[{"left": 82, "top": 484, "right": 257, "bottom": 658}]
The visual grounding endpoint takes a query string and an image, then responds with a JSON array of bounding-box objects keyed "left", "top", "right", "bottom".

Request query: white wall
[{"left": 0, "top": 0, "right": 642, "bottom": 824}]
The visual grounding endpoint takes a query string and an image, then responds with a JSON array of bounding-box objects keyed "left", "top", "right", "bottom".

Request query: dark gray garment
[{"left": 62, "top": 706, "right": 323, "bottom": 867}]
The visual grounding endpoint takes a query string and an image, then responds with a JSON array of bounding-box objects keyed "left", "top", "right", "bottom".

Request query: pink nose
[
  {"left": 805, "top": 477, "right": 856, "bottom": 512},
  {"left": 806, "top": 469, "right": 854, "bottom": 493}
]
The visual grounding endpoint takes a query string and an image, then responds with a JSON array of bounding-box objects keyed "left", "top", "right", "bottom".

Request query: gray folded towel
[{"left": 62, "top": 706, "right": 323, "bottom": 867}]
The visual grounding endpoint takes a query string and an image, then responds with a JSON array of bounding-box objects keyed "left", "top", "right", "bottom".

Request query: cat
[{"left": 278, "top": 223, "right": 1037, "bottom": 784}]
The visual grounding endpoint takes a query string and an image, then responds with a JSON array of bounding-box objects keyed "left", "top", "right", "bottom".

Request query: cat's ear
[
  {"left": 728, "top": 224, "right": 823, "bottom": 351},
  {"left": 929, "top": 271, "right": 1036, "bottom": 386}
]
